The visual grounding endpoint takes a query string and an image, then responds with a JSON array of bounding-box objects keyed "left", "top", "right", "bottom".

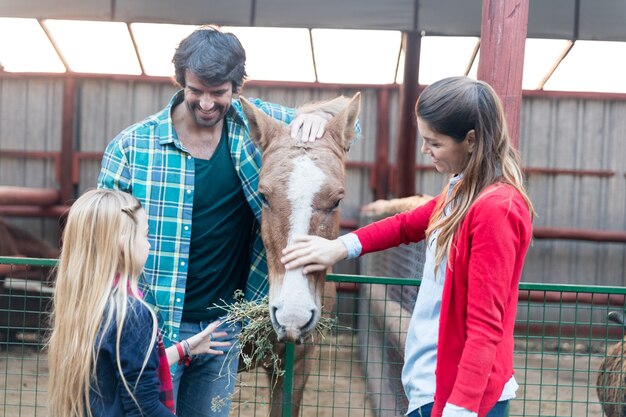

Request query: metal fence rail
[{"left": 1, "top": 257, "right": 625, "bottom": 416}]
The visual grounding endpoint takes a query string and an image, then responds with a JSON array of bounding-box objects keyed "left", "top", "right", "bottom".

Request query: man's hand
[{"left": 290, "top": 111, "right": 330, "bottom": 142}]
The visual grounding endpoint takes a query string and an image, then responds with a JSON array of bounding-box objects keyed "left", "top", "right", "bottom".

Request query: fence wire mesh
[{"left": 1, "top": 257, "right": 626, "bottom": 417}]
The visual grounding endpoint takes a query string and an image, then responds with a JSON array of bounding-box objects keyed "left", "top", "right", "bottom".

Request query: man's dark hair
[{"left": 173, "top": 25, "right": 247, "bottom": 92}]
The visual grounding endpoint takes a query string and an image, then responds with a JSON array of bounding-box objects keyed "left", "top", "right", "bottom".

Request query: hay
[
  {"left": 208, "top": 291, "right": 338, "bottom": 411},
  {"left": 212, "top": 290, "right": 337, "bottom": 376}
]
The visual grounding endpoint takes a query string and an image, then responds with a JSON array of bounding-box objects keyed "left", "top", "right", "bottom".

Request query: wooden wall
[{"left": 1, "top": 76, "right": 625, "bottom": 285}]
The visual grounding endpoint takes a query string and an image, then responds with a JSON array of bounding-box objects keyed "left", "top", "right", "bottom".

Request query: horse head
[{"left": 241, "top": 93, "right": 361, "bottom": 342}]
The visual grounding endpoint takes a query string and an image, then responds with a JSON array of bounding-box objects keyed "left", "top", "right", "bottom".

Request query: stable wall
[{"left": 0, "top": 76, "right": 625, "bottom": 285}]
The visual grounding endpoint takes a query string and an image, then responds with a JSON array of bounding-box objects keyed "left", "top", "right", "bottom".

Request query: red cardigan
[{"left": 354, "top": 184, "right": 532, "bottom": 417}]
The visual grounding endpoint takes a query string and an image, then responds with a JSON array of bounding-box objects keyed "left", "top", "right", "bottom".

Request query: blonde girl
[
  {"left": 281, "top": 76, "right": 535, "bottom": 417},
  {"left": 48, "top": 189, "right": 228, "bottom": 417}
]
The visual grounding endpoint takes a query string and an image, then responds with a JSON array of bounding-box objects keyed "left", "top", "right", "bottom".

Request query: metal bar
[
  {"left": 3, "top": 255, "right": 626, "bottom": 298},
  {"left": 0, "top": 205, "right": 69, "bottom": 217},
  {"left": 533, "top": 226, "right": 626, "bottom": 243},
  {"left": 0, "top": 257, "right": 58, "bottom": 267},
  {"left": 3, "top": 256, "right": 626, "bottom": 298},
  {"left": 0, "top": 150, "right": 60, "bottom": 158},
  {"left": 282, "top": 342, "right": 295, "bottom": 417},
  {"left": 0, "top": 187, "right": 59, "bottom": 206},
  {"left": 127, "top": 22, "right": 146, "bottom": 76},
  {"left": 524, "top": 167, "right": 614, "bottom": 177},
  {"left": 4, "top": 70, "right": 626, "bottom": 101}
]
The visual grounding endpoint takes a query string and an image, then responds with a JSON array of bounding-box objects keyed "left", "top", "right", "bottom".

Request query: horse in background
[{"left": 239, "top": 92, "right": 361, "bottom": 416}]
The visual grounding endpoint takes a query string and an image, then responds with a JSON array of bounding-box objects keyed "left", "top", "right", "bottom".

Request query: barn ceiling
[
  {"left": 1, "top": 0, "right": 626, "bottom": 93},
  {"left": 2, "top": 0, "right": 626, "bottom": 40}
]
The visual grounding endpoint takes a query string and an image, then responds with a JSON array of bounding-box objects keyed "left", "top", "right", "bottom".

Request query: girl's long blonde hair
[
  {"left": 418, "top": 77, "right": 535, "bottom": 272},
  {"left": 47, "top": 189, "right": 158, "bottom": 417}
]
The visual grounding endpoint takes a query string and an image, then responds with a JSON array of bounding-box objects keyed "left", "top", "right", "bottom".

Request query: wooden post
[
  {"left": 395, "top": 31, "right": 420, "bottom": 197},
  {"left": 477, "top": 0, "right": 529, "bottom": 149},
  {"left": 374, "top": 87, "right": 390, "bottom": 200},
  {"left": 60, "top": 76, "right": 75, "bottom": 204}
]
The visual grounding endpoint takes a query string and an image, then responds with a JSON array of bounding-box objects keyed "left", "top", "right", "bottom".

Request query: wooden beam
[
  {"left": 374, "top": 88, "right": 390, "bottom": 200},
  {"left": 395, "top": 31, "right": 420, "bottom": 197},
  {"left": 60, "top": 76, "right": 76, "bottom": 204},
  {"left": 477, "top": 0, "right": 529, "bottom": 149}
]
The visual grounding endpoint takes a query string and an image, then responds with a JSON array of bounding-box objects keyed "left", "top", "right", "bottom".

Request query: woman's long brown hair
[{"left": 418, "top": 77, "right": 535, "bottom": 273}]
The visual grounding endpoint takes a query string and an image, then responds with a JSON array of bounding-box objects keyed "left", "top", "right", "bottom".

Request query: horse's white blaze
[
  {"left": 273, "top": 155, "right": 325, "bottom": 335},
  {"left": 287, "top": 155, "right": 326, "bottom": 239}
]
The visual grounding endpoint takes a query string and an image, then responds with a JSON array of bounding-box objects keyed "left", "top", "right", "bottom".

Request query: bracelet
[
  {"left": 181, "top": 339, "right": 193, "bottom": 367},
  {"left": 175, "top": 342, "right": 185, "bottom": 365}
]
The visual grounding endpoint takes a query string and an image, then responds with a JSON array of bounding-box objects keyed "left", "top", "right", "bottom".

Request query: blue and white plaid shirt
[{"left": 98, "top": 90, "right": 296, "bottom": 345}]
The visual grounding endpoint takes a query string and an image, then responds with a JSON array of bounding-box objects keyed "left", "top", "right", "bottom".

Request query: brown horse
[
  {"left": 597, "top": 310, "right": 626, "bottom": 417},
  {"left": 239, "top": 93, "right": 361, "bottom": 416}
]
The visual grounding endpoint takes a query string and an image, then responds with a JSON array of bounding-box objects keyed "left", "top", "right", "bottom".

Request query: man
[{"left": 98, "top": 25, "right": 342, "bottom": 416}]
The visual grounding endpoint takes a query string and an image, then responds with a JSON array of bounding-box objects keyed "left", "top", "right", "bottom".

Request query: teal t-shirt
[{"left": 182, "top": 128, "right": 254, "bottom": 321}]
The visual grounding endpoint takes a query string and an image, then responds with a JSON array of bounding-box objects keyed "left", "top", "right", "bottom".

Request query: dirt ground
[{"left": 0, "top": 336, "right": 609, "bottom": 417}]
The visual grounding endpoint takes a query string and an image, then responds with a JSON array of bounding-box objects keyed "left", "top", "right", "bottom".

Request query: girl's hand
[
  {"left": 281, "top": 235, "right": 347, "bottom": 274},
  {"left": 186, "top": 320, "right": 231, "bottom": 356}
]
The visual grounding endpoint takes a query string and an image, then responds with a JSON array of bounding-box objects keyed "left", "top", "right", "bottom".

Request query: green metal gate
[{"left": 1, "top": 257, "right": 625, "bottom": 416}]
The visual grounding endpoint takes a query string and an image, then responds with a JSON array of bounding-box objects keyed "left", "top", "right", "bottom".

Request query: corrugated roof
[{"left": 1, "top": 0, "right": 626, "bottom": 41}]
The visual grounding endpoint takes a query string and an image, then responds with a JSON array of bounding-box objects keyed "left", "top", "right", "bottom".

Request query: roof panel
[
  {"left": 578, "top": 0, "right": 626, "bottom": 41},
  {"left": 255, "top": 0, "right": 415, "bottom": 30},
  {"left": 225, "top": 27, "right": 315, "bottom": 82},
  {"left": 0, "top": 18, "right": 65, "bottom": 73},
  {"left": 115, "top": 0, "right": 253, "bottom": 26},
  {"left": 43, "top": 20, "right": 141, "bottom": 75},
  {"left": 312, "top": 29, "right": 401, "bottom": 84},
  {"left": 416, "top": 36, "right": 479, "bottom": 85},
  {"left": 1, "top": 0, "right": 625, "bottom": 42},
  {"left": 131, "top": 23, "right": 198, "bottom": 77},
  {"left": 417, "top": 0, "right": 482, "bottom": 36},
  {"left": 543, "top": 40, "right": 626, "bottom": 93},
  {"left": 0, "top": 0, "right": 111, "bottom": 20},
  {"left": 527, "top": 0, "right": 576, "bottom": 39}
]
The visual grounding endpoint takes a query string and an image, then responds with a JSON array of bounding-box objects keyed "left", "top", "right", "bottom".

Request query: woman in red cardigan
[{"left": 281, "top": 76, "right": 535, "bottom": 417}]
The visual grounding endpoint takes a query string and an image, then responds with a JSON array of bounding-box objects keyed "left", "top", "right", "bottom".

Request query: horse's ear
[
  {"left": 240, "top": 97, "right": 284, "bottom": 151},
  {"left": 328, "top": 92, "right": 361, "bottom": 151}
]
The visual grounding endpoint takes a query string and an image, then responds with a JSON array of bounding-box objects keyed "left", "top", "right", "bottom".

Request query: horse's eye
[
  {"left": 329, "top": 199, "right": 342, "bottom": 212},
  {"left": 260, "top": 193, "right": 270, "bottom": 208}
]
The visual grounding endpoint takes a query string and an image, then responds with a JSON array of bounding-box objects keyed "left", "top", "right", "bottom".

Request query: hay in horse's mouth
[{"left": 211, "top": 290, "right": 336, "bottom": 375}]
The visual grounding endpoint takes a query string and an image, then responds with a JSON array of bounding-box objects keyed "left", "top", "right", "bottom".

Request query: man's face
[{"left": 183, "top": 70, "right": 234, "bottom": 128}]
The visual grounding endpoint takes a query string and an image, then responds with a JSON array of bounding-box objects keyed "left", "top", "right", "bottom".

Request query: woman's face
[{"left": 418, "top": 117, "right": 473, "bottom": 175}]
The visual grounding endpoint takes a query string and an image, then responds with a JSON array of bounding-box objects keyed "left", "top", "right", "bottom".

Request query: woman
[{"left": 281, "top": 76, "right": 534, "bottom": 417}]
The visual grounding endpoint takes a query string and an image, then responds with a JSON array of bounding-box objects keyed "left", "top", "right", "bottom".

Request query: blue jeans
[
  {"left": 172, "top": 319, "right": 241, "bottom": 417},
  {"left": 408, "top": 400, "right": 508, "bottom": 417}
]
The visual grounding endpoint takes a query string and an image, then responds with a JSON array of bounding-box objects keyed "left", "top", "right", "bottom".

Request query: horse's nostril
[{"left": 302, "top": 309, "right": 316, "bottom": 331}]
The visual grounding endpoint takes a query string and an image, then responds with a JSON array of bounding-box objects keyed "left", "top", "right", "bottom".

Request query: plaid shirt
[{"left": 98, "top": 90, "right": 296, "bottom": 345}]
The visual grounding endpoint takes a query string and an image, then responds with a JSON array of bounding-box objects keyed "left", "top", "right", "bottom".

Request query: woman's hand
[
  {"left": 281, "top": 235, "right": 347, "bottom": 274},
  {"left": 186, "top": 320, "right": 231, "bottom": 356}
]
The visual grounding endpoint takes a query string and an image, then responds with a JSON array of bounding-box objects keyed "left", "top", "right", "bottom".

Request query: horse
[
  {"left": 239, "top": 92, "right": 361, "bottom": 416},
  {"left": 597, "top": 309, "right": 626, "bottom": 417}
]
